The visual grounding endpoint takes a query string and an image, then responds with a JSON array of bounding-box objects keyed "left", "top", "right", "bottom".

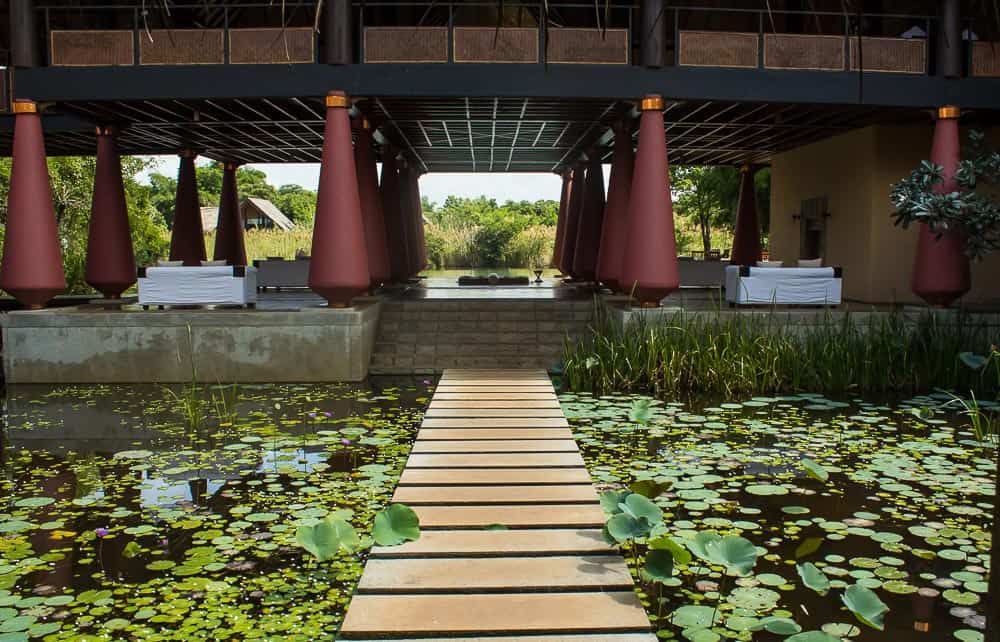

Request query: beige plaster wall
[{"left": 769, "top": 124, "right": 1000, "bottom": 306}]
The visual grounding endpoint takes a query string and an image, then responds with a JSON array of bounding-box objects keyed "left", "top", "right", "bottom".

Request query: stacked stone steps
[{"left": 370, "top": 300, "right": 594, "bottom": 373}]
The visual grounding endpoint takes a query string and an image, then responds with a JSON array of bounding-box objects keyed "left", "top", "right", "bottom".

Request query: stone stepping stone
[
  {"left": 340, "top": 633, "right": 658, "bottom": 642},
  {"left": 411, "top": 439, "right": 579, "bottom": 454},
  {"left": 425, "top": 408, "right": 566, "bottom": 418},
  {"left": 406, "top": 452, "right": 585, "bottom": 468},
  {"left": 422, "top": 418, "right": 569, "bottom": 428},
  {"left": 433, "top": 393, "right": 558, "bottom": 401},
  {"left": 412, "top": 503, "right": 605, "bottom": 528},
  {"left": 392, "top": 484, "right": 597, "bottom": 505},
  {"left": 429, "top": 400, "right": 562, "bottom": 409},
  {"left": 357, "top": 556, "right": 633, "bottom": 593},
  {"left": 399, "top": 468, "right": 593, "bottom": 486},
  {"left": 338, "top": 592, "right": 652, "bottom": 638},
  {"left": 435, "top": 385, "right": 555, "bottom": 393},
  {"left": 417, "top": 428, "right": 574, "bottom": 440},
  {"left": 371, "top": 528, "right": 611, "bottom": 557}
]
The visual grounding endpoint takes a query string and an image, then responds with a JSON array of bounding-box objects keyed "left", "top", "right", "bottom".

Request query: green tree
[
  {"left": 672, "top": 166, "right": 738, "bottom": 255},
  {"left": 0, "top": 156, "right": 170, "bottom": 294},
  {"left": 274, "top": 184, "right": 317, "bottom": 225}
]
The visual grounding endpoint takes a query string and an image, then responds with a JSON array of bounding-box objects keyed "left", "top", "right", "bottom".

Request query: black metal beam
[{"left": 15, "top": 64, "right": 1000, "bottom": 110}]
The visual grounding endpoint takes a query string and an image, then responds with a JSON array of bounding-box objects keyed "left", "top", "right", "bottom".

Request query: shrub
[{"left": 504, "top": 225, "right": 555, "bottom": 270}]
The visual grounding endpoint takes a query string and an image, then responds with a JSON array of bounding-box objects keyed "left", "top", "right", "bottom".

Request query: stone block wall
[{"left": 370, "top": 299, "right": 595, "bottom": 373}]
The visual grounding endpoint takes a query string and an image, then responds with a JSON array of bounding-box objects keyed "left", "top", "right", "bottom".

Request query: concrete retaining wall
[{"left": 1, "top": 301, "right": 380, "bottom": 383}]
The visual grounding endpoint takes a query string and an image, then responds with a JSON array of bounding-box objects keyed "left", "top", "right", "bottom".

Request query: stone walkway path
[{"left": 339, "top": 369, "right": 655, "bottom": 641}]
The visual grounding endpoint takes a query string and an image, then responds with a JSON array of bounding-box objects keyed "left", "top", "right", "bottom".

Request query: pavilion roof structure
[{"left": 0, "top": 96, "right": 928, "bottom": 171}]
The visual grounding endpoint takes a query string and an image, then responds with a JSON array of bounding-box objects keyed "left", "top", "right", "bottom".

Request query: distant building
[
  {"left": 200, "top": 198, "right": 295, "bottom": 233},
  {"left": 241, "top": 198, "right": 295, "bottom": 231}
]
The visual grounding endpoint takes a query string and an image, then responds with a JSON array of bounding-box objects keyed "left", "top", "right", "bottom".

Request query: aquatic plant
[
  {"left": 564, "top": 307, "right": 1000, "bottom": 398},
  {"left": 562, "top": 390, "right": 992, "bottom": 641}
]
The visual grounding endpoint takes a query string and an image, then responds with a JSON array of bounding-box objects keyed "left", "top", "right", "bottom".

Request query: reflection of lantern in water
[{"left": 912, "top": 587, "right": 938, "bottom": 633}]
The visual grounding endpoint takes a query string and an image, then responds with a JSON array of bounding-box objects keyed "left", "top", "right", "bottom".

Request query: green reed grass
[{"left": 562, "top": 306, "right": 1000, "bottom": 398}]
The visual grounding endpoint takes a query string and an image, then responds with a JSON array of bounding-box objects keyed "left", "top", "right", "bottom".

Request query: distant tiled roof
[{"left": 242, "top": 197, "right": 295, "bottom": 230}]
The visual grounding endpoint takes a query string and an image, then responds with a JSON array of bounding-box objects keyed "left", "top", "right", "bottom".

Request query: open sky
[{"left": 138, "top": 155, "right": 574, "bottom": 205}]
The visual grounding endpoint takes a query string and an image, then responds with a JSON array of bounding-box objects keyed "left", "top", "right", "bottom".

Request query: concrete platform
[{"left": 0, "top": 300, "right": 380, "bottom": 383}]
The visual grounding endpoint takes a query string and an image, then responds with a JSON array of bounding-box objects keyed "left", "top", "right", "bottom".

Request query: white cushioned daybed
[
  {"left": 138, "top": 265, "right": 258, "bottom": 308},
  {"left": 252, "top": 258, "right": 310, "bottom": 291},
  {"left": 725, "top": 265, "right": 842, "bottom": 306}
]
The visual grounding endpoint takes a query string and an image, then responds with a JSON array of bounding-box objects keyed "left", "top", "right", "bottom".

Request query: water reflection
[{"left": 0, "top": 377, "right": 431, "bottom": 639}]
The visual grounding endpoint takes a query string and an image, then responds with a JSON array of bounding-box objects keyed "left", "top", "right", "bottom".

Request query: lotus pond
[
  {"left": 561, "top": 390, "right": 996, "bottom": 642},
  {"left": 0, "top": 379, "right": 432, "bottom": 641}
]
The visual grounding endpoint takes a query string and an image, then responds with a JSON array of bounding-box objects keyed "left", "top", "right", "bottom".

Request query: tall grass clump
[
  {"left": 204, "top": 228, "right": 313, "bottom": 261},
  {"left": 563, "top": 307, "right": 1000, "bottom": 398}
]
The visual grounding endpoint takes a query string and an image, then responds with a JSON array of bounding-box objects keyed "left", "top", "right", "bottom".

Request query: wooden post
[
  {"left": 10, "top": 0, "right": 42, "bottom": 68},
  {"left": 324, "top": 0, "right": 353, "bottom": 65},
  {"left": 640, "top": 0, "right": 666, "bottom": 68},
  {"left": 936, "top": 0, "right": 961, "bottom": 78}
]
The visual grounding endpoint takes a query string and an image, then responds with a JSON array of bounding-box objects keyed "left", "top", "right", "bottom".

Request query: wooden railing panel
[
  {"left": 765, "top": 34, "right": 844, "bottom": 71},
  {"left": 547, "top": 28, "right": 628, "bottom": 64},
  {"left": 229, "top": 27, "right": 314, "bottom": 64},
  {"left": 454, "top": 28, "right": 538, "bottom": 63},
  {"left": 849, "top": 37, "right": 925, "bottom": 73},
  {"left": 51, "top": 30, "right": 133, "bottom": 66},
  {"left": 139, "top": 29, "right": 224, "bottom": 65},
  {"left": 678, "top": 31, "right": 758, "bottom": 68},
  {"left": 364, "top": 27, "right": 448, "bottom": 63}
]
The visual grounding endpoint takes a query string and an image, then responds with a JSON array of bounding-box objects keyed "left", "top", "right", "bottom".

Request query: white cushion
[
  {"left": 798, "top": 258, "right": 823, "bottom": 268},
  {"left": 756, "top": 260, "right": 783, "bottom": 268},
  {"left": 201, "top": 260, "right": 227, "bottom": 267},
  {"left": 157, "top": 260, "right": 183, "bottom": 267}
]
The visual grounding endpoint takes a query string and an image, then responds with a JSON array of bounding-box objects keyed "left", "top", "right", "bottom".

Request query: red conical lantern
[
  {"left": 911, "top": 105, "right": 971, "bottom": 307},
  {"left": 0, "top": 100, "right": 66, "bottom": 308},
  {"left": 169, "top": 150, "right": 207, "bottom": 266},
  {"left": 308, "top": 91, "right": 371, "bottom": 306},
  {"left": 354, "top": 119, "right": 392, "bottom": 288},
  {"left": 729, "top": 164, "right": 762, "bottom": 267},
  {"left": 620, "top": 94, "right": 679, "bottom": 306},
  {"left": 596, "top": 123, "right": 634, "bottom": 292},
  {"left": 86, "top": 126, "right": 136, "bottom": 298},
  {"left": 213, "top": 162, "right": 247, "bottom": 266}
]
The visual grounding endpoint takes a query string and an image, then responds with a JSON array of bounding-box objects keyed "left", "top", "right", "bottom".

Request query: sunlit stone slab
[
  {"left": 406, "top": 452, "right": 585, "bottom": 468},
  {"left": 421, "top": 418, "right": 569, "bottom": 428},
  {"left": 417, "top": 428, "right": 573, "bottom": 440},
  {"left": 411, "top": 439, "right": 578, "bottom": 453},
  {"left": 425, "top": 407, "right": 566, "bottom": 418},
  {"left": 429, "top": 400, "right": 562, "bottom": 409},
  {"left": 392, "top": 484, "right": 597, "bottom": 505},
  {"left": 339, "top": 592, "right": 653, "bottom": 637},
  {"left": 371, "top": 528, "right": 610, "bottom": 557},
  {"left": 412, "top": 503, "right": 605, "bottom": 528},
  {"left": 357, "top": 556, "right": 633, "bottom": 592},
  {"left": 399, "top": 468, "right": 593, "bottom": 485}
]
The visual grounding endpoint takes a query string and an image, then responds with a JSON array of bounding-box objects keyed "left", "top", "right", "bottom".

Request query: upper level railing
[{"left": 28, "top": 0, "right": 1000, "bottom": 77}]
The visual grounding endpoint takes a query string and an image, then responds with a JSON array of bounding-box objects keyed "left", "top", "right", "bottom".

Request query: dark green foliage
[
  {"left": 891, "top": 130, "right": 1000, "bottom": 259},
  {"left": 563, "top": 307, "right": 1000, "bottom": 397}
]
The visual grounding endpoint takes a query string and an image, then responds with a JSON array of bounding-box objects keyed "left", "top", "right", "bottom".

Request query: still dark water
[
  {"left": 0, "top": 379, "right": 432, "bottom": 641},
  {"left": 561, "top": 389, "right": 996, "bottom": 642},
  {"left": 1, "top": 381, "right": 994, "bottom": 641}
]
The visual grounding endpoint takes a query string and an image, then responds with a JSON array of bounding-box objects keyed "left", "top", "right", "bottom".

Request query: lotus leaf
[
  {"left": 295, "top": 515, "right": 359, "bottom": 560},
  {"left": 372, "top": 504, "right": 420, "bottom": 546},
  {"left": 841, "top": 584, "right": 889, "bottom": 631},
  {"left": 649, "top": 535, "right": 692, "bottom": 565},
  {"left": 797, "top": 563, "right": 831, "bottom": 595},
  {"left": 642, "top": 549, "right": 675, "bottom": 582},
  {"left": 800, "top": 458, "right": 829, "bottom": 483}
]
